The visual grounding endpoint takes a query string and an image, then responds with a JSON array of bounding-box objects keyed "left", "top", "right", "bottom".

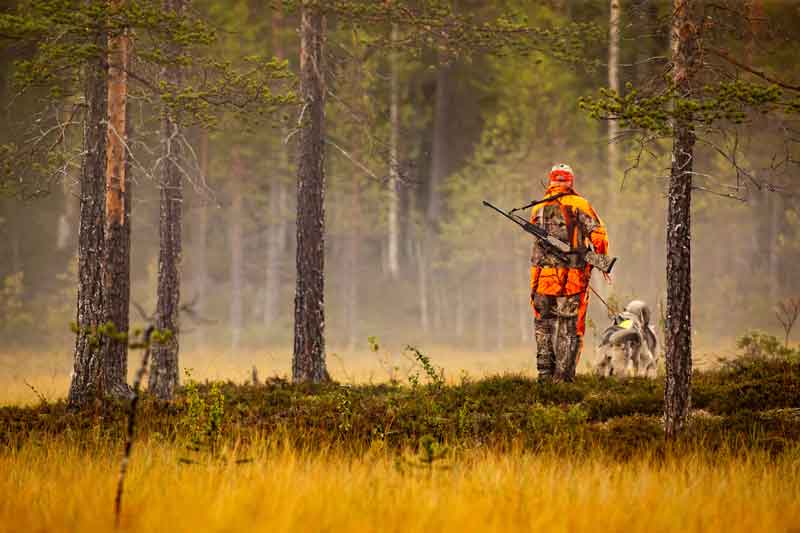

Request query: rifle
[{"left": 482, "top": 200, "right": 617, "bottom": 274}]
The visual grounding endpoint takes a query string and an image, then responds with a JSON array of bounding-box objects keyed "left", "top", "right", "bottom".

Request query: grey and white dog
[{"left": 595, "top": 300, "right": 658, "bottom": 378}]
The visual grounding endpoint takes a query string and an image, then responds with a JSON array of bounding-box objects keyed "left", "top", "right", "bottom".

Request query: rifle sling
[{"left": 509, "top": 192, "right": 575, "bottom": 214}]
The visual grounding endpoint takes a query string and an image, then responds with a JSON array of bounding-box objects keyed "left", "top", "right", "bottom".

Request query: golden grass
[{"left": 1, "top": 438, "right": 798, "bottom": 533}]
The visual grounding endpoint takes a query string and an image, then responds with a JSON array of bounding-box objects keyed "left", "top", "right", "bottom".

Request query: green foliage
[
  {"left": 580, "top": 81, "right": 785, "bottom": 137},
  {"left": 181, "top": 370, "right": 226, "bottom": 454},
  {"left": 283, "top": 0, "right": 603, "bottom": 67},
  {"left": 405, "top": 345, "right": 444, "bottom": 389},
  {"left": 4, "top": 354, "right": 799, "bottom": 460},
  {"left": 736, "top": 331, "right": 799, "bottom": 360},
  {"left": 0, "top": 0, "right": 296, "bottom": 198}
]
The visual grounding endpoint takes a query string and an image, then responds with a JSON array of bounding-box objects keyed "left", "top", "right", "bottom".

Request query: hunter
[{"left": 530, "top": 164, "right": 610, "bottom": 381}]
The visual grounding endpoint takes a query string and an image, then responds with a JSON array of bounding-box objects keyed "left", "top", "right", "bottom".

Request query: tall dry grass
[{"left": 1, "top": 437, "right": 798, "bottom": 533}]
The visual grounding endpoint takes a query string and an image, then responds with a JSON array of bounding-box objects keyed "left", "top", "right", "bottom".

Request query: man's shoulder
[{"left": 561, "top": 193, "right": 595, "bottom": 214}]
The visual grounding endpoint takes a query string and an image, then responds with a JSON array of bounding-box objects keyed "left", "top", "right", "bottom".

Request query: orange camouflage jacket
[{"left": 529, "top": 184, "right": 609, "bottom": 298}]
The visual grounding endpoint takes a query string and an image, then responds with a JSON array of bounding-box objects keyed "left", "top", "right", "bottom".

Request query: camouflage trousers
[{"left": 533, "top": 293, "right": 584, "bottom": 382}]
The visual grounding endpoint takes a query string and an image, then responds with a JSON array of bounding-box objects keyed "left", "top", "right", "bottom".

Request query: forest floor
[
  {"left": 0, "top": 340, "right": 735, "bottom": 406},
  {"left": 1, "top": 342, "right": 799, "bottom": 532}
]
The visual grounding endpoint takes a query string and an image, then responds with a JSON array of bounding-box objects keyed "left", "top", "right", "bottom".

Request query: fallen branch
[{"left": 114, "top": 326, "right": 155, "bottom": 529}]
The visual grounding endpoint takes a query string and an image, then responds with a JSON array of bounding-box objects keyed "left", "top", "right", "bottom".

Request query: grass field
[
  {"left": 2, "top": 438, "right": 799, "bottom": 533},
  {"left": 2, "top": 341, "right": 798, "bottom": 532}
]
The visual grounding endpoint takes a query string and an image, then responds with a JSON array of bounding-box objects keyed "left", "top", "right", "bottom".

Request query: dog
[{"left": 595, "top": 300, "right": 658, "bottom": 378}]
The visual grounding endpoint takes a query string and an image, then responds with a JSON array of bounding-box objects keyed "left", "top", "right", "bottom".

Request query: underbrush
[{"left": 2, "top": 350, "right": 798, "bottom": 459}]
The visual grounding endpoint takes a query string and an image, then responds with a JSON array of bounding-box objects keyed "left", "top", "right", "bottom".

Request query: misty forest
[{"left": 1, "top": 1, "right": 800, "bottom": 532}]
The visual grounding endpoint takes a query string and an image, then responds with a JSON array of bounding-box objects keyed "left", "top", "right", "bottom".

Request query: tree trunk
[
  {"left": 455, "top": 284, "right": 464, "bottom": 340},
  {"left": 768, "top": 193, "right": 781, "bottom": 304},
  {"left": 149, "top": 0, "right": 184, "bottom": 400},
  {"left": 428, "top": 62, "right": 450, "bottom": 221},
  {"left": 415, "top": 239, "right": 429, "bottom": 335},
  {"left": 264, "top": 8, "right": 288, "bottom": 332},
  {"left": 477, "top": 258, "right": 487, "bottom": 352},
  {"left": 68, "top": 20, "right": 108, "bottom": 408},
  {"left": 230, "top": 148, "right": 244, "bottom": 352},
  {"left": 293, "top": 5, "right": 328, "bottom": 383},
  {"left": 193, "top": 129, "right": 209, "bottom": 345},
  {"left": 347, "top": 179, "right": 361, "bottom": 351},
  {"left": 387, "top": 23, "right": 400, "bottom": 279},
  {"left": 57, "top": 105, "right": 79, "bottom": 252},
  {"left": 664, "top": 0, "right": 698, "bottom": 439},
  {"left": 100, "top": 0, "right": 131, "bottom": 399},
  {"left": 495, "top": 264, "right": 505, "bottom": 351},
  {"left": 516, "top": 245, "right": 530, "bottom": 343},
  {"left": 607, "top": 0, "right": 621, "bottom": 210}
]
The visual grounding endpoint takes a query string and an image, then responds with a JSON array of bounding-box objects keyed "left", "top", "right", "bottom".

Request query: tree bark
[
  {"left": 387, "top": 23, "right": 400, "bottom": 279},
  {"left": 149, "top": 0, "right": 184, "bottom": 400},
  {"left": 101, "top": 0, "right": 132, "bottom": 399},
  {"left": 664, "top": 0, "right": 698, "bottom": 439},
  {"left": 68, "top": 17, "right": 108, "bottom": 408},
  {"left": 292, "top": 4, "right": 328, "bottom": 383}
]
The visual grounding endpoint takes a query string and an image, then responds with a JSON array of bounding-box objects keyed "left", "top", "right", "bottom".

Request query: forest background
[{"left": 1, "top": 0, "right": 798, "bottom": 388}]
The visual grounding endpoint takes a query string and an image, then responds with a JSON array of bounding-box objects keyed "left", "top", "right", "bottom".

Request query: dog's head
[{"left": 624, "top": 300, "right": 651, "bottom": 327}]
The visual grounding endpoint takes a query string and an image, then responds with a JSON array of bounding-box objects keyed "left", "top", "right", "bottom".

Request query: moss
[{"left": 2, "top": 357, "right": 798, "bottom": 457}]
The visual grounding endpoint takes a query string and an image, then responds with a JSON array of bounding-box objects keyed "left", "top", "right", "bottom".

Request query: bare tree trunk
[
  {"left": 387, "top": 23, "right": 400, "bottom": 279},
  {"left": 664, "top": 0, "right": 698, "bottom": 439},
  {"left": 434, "top": 279, "right": 444, "bottom": 332},
  {"left": 194, "top": 129, "right": 209, "bottom": 346},
  {"left": 264, "top": 179, "right": 282, "bottom": 331},
  {"left": 7, "top": 202, "right": 21, "bottom": 274},
  {"left": 416, "top": 239, "right": 430, "bottom": 335},
  {"left": 478, "top": 257, "right": 487, "bottom": 352},
  {"left": 293, "top": 5, "right": 328, "bottom": 383},
  {"left": 607, "top": 0, "right": 621, "bottom": 196},
  {"left": 68, "top": 19, "right": 108, "bottom": 408},
  {"left": 101, "top": 0, "right": 131, "bottom": 398},
  {"left": 455, "top": 284, "right": 464, "bottom": 340},
  {"left": 264, "top": 8, "right": 288, "bottom": 332},
  {"left": 516, "top": 246, "right": 530, "bottom": 343},
  {"left": 229, "top": 149, "right": 244, "bottom": 352},
  {"left": 428, "top": 62, "right": 450, "bottom": 221},
  {"left": 495, "top": 264, "right": 505, "bottom": 351},
  {"left": 347, "top": 180, "right": 361, "bottom": 351},
  {"left": 149, "top": 0, "right": 184, "bottom": 400},
  {"left": 768, "top": 194, "right": 781, "bottom": 304},
  {"left": 57, "top": 105, "right": 79, "bottom": 252}
]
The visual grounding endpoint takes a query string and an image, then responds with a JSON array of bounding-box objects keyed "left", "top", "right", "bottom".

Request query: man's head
[{"left": 549, "top": 163, "right": 574, "bottom": 187}]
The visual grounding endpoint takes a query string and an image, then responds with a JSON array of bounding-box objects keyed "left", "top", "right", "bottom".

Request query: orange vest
[{"left": 529, "top": 185, "right": 609, "bottom": 297}]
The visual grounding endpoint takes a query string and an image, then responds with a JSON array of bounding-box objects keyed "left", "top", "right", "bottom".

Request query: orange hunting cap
[{"left": 549, "top": 163, "right": 574, "bottom": 185}]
